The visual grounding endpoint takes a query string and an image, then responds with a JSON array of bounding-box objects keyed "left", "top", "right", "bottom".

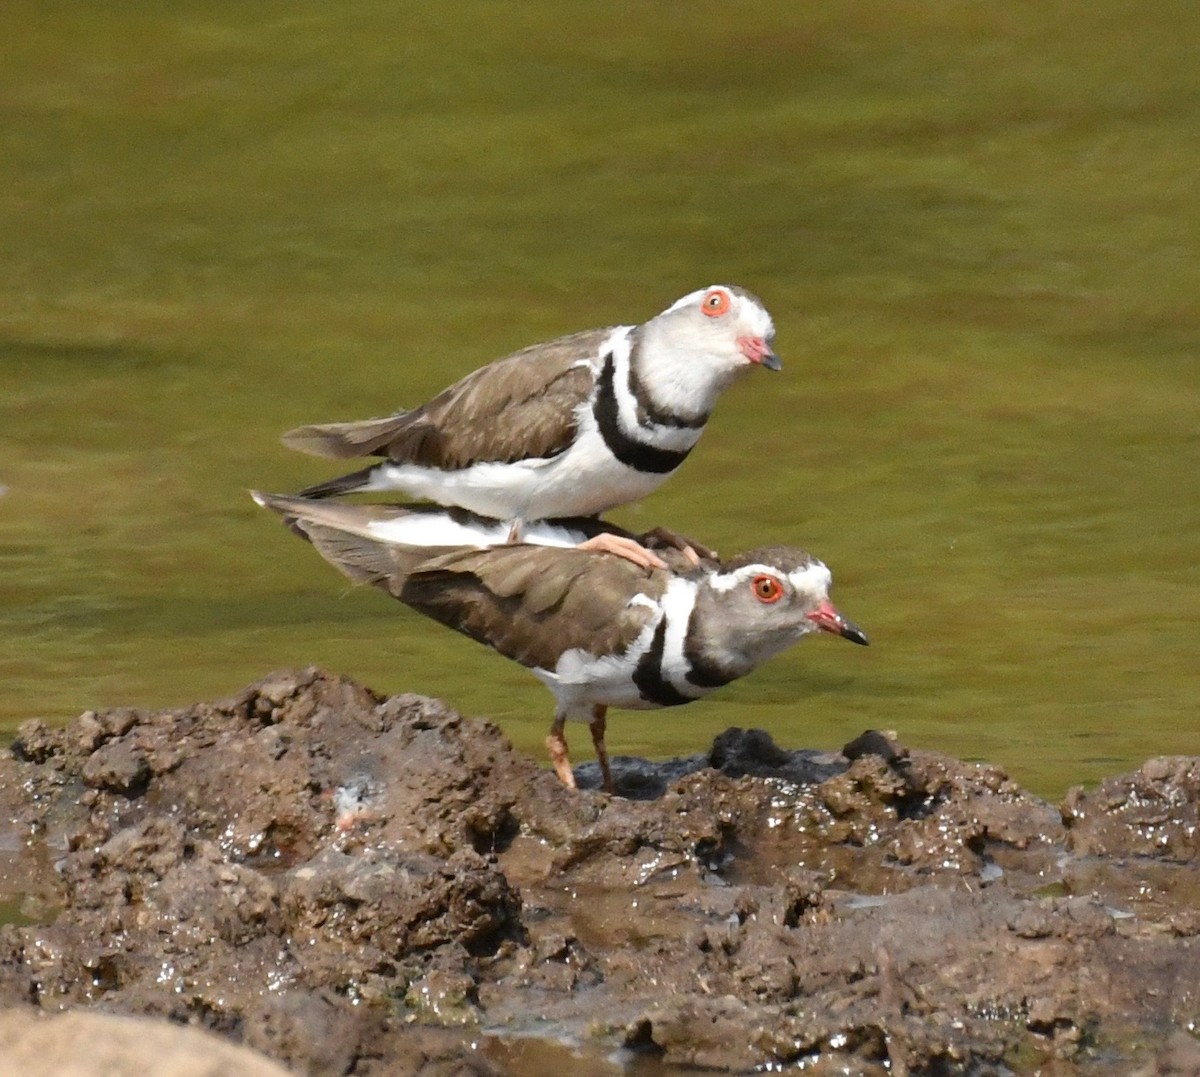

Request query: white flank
[
  {"left": 364, "top": 513, "right": 590, "bottom": 549},
  {"left": 529, "top": 577, "right": 704, "bottom": 720},
  {"left": 531, "top": 622, "right": 657, "bottom": 720}
]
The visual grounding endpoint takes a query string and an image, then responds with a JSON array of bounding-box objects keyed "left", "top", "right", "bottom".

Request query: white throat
[{"left": 632, "top": 323, "right": 746, "bottom": 421}]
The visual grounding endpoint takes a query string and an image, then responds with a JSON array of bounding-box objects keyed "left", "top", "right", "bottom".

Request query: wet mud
[{"left": 1, "top": 668, "right": 1197, "bottom": 1075}]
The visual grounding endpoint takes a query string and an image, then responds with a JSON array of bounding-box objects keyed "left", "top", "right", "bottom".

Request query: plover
[
  {"left": 281, "top": 286, "right": 779, "bottom": 566},
  {"left": 253, "top": 493, "right": 867, "bottom": 794}
]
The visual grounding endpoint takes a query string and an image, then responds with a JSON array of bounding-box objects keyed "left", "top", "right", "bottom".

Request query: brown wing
[
  {"left": 281, "top": 327, "right": 612, "bottom": 467},
  {"left": 399, "top": 545, "right": 665, "bottom": 672},
  {"left": 276, "top": 511, "right": 665, "bottom": 673}
]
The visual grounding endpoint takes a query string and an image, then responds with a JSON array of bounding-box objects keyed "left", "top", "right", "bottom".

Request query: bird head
[
  {"left": 656, "top": 283, "right": 780, "bottom": 368},
  {"left": 631, "top": 286, "right": 780, "bottom": 420},
  {"left": 697, "top": 546, "right": 867, "bottom": 675}
]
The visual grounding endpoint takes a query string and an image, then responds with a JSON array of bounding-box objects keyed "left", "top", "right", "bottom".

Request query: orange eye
[
  {"left": 751, "top": 574, "right": 783, "bottom": 604},
  {"left": 701, "top": 288, "right": 731, "bottom": 318}
]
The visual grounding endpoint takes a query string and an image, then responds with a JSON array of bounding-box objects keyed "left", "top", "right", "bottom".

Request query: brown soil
[{"left": 1, "top": 668, "right": 1197, "bottom": 1075}]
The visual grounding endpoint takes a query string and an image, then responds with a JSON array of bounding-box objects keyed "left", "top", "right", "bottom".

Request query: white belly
[
  {"left": 364, "top": 513, "right": 591, "bottom": 549},
  {"left": 367, "top": 422, "right": 685, "bottom": 520},
  {"left": 530, "top": 657, "right": 661, "bottom": 719},
  {"left": 529, "top": 578, "right": 709, "bottom": 718}
]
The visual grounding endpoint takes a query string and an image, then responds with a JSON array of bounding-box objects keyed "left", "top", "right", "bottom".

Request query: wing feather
[
  {"left": 281, "top": 327, "right": 611, "bottom": 468},
  {"left": 401, "top": 546, "right": 663, "bottom": 671},
  {"left": 256, "top": 493, "right": 665, "bottom": 673}
]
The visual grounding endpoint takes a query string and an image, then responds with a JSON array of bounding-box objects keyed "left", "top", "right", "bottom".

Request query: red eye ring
[
  {"left": 701, "top": 288, "right": 731, "bottom": 318},
  {"left": 751, "top": 574, "right": 783, "bottom": 604}
]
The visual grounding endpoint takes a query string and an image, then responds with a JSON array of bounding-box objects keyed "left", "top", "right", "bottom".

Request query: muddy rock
[
  {"left": 1063, "top": 755, "right": 1200, "bottom": 861},
  {"left": 1, "top": 667, "right": 1197, "bottom": 1075}
]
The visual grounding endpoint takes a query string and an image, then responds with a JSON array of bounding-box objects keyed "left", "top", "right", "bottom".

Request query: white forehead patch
[
  {"left": 787, "top": 559, "right": 832, "bottom": 598},
  {"left": 658, "top": 286, "right": 773, "bottom": 339},
  {"left": 710, "top": 559, "right": 831, "bottom": 598},
  {"left": 660, "top": 286, "right": 713, "bottom": 317},
  {"left": 743, "top": 299, "right": 775, "bottom": 341}
]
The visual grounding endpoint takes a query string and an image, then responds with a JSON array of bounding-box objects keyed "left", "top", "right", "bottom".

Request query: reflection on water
[{"left": 2, "top": 2, "right": 1197, "bottom": 797}]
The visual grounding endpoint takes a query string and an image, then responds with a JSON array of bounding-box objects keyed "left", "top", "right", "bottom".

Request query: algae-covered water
[{"left": 2, "top": 1, "right": 1197, "bottom": 797}]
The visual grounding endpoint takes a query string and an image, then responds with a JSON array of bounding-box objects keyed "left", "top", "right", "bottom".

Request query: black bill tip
[{"left": 840, "top": 620, "right": 869, "bottom": 646}]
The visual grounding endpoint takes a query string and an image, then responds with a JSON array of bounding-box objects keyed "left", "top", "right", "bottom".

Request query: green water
[{"left": 2, "top": 2, "right": 1197, "bottom": 798}]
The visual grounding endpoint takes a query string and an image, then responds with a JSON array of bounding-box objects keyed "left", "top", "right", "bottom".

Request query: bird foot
[
  {"left": 547, "top": 711, "right": 614, "bottom": 795},
  {"left": 576, "top": 532, "right": 667, "bottom": 571},
  {"left": 637, "top": 526, "right": 719, "bottom": 567}
]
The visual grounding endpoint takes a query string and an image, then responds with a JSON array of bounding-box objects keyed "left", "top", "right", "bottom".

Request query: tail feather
[
  {"left": 249, "top": 491, "right": 396, "bottom": 538},
  {"left": 281, "top": 413, "right": 413, "bottom": 460},
  {"left": 301, "top": 523, "right": 407, "bottom": 590},
  {"left": 251, "top": 490, "right": 427, "bottom": 590},
  {"left": 295, "top": 464, "right": 380, "bottom": 500}
]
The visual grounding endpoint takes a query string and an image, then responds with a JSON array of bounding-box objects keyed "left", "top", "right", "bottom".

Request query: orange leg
[
  {"left": 546, "top": 713, "right": 577, "bottom": 790},
  {"left": 589, "top": 704, "right": 614, "bottom": 795}
]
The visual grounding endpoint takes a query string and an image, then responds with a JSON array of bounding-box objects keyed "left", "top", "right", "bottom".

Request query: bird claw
[
  {"left": 637, "top": 526, "right": 719, "bottom": 566},
  {"left": 576, "top": 533, "right": 668, "bottom": 571}
]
